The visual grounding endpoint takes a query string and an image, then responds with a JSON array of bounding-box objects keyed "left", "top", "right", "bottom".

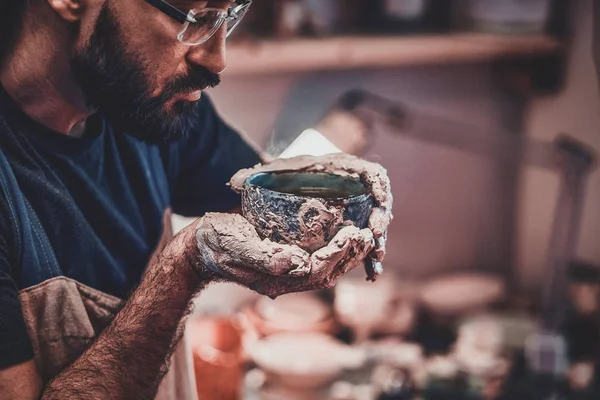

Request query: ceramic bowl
[
  {"left": 243, "top": 293, "right": 337, "bottom": 337},
  {"left": 419, "top": 273, "right": 506, "bottom": 317},
  {"left": 242, "top": 171, "right": 373, "bottom": 252},
  {"left": 250, "top": 332, "right": 366, "bottom": 389}
]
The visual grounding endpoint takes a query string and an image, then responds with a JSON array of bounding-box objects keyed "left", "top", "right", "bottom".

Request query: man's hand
[
  {"left": 229, "top": 153, "right": 393, "bottom": 281},
  {"left": 194, "top": 213, "right": 375, "bottom": 298}
]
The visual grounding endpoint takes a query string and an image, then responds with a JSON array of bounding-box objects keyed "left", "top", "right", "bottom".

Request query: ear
[{"left": 47, "top": 0, "right": 84, "bottom": 22}]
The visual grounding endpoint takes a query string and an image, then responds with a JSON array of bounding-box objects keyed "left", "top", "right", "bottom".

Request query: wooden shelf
[{"left": 225, "top": 33, "right": 563, "bottom": 76}]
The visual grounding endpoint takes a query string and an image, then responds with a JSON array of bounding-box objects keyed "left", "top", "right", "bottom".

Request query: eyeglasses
[{"left": 144, "top": 0, "right": 252, "bottom": 46}]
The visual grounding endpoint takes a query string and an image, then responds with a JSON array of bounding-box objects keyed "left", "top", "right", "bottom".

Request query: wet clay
[
  {"left": 197, "top": 213, "right": 310, "bottom": 278},
  {"left": 296, "top": 199, "right": 345, "bottom": 251},
  {"left": 230, "top": 154, "right": 393, "bottom": 281},
  {"left": 242, "top": 182, "right": 353, "bottom": 253},
  {"left": 196, "top": 214, "right": 375, "bottom": 299}
]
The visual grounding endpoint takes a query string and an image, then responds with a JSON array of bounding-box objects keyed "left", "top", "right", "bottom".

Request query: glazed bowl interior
[
  {"left": 246, "top": 172, "right": 367, "bottom": 200},
  {"left": 242, "top": 171, "right": 373, "bottom": 252}
]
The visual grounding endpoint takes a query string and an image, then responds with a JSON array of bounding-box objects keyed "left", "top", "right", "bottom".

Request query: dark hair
[{"left": 0, "top": 0, "right": 29, "bottom": 65}]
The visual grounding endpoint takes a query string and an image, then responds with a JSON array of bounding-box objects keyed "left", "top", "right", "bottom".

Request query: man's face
[{"left": 71, "top": 1, "right": 228, "bottom": 143}]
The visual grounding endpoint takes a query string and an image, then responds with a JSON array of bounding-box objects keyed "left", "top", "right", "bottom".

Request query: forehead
[{"left": 110, "top": 0, "right": 235, "bottom": 25}]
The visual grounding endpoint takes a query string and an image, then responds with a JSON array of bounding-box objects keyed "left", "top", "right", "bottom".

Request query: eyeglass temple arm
[
  {"left": 232, "top": 0, "right": 252, "bottom": 15},
  {"left": 144, "top": 0, "right": 192, "bottom": 24}
]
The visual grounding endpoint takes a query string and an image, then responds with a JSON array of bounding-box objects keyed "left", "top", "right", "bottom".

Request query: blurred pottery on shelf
[
  {"left": 242, "top": 292, "right": 336, "bottom": 337},
  {"left": 419, "top": 272, "right": 506, "bottom": 318},
  {"left": 334, "top": 276, "right": 418, "bottom": 342},
  {"left": 250, "top": 332, "right": 366, "bottom": 390},
  {"left": 456, "top": 312, "right": 537, "bottom": 357},
  {"left": 364, "top": 338, "right": 425, "bottom": 372},
  {"left": 188, "top": 316, "right": 244, "bottom": 400}
]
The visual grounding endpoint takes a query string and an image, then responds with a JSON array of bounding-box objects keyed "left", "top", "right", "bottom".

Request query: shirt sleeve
[
  {"left": 163, "top": 95, "right": 261, "bottom": 217},
  {"left": 0, "top": 206, "right": 34, "bottom": 369}
]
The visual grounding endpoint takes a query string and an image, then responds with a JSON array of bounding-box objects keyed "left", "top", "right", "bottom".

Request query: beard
[{"left": 70, "top": 4, "right": 221, "bottom": 144}]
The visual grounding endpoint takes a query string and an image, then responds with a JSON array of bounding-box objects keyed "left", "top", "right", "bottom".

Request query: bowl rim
[{"left": 243, "top": 171, "right": 372, "bottom": 204}]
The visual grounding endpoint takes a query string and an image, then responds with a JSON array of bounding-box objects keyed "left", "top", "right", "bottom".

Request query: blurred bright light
[{"left": 279, "top": 128, "right": 342, "bottom": 159}]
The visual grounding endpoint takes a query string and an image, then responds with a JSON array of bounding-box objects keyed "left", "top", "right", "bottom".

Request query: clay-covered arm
[
  {"left": 41, "top": 218, "right": 206, "bottom": 400},
  {"left": 7, "top": 208, "right": 374, "bottom": 400},
  {"left": 230, "top": 154, "right": 393, "bottom": 281}
]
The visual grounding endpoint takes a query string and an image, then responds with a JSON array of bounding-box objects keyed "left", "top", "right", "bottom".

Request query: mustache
[{"left": 162, "top": 66, "right": 221, "bottom": 99}]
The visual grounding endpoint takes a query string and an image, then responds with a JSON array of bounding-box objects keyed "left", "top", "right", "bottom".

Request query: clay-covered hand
[
  {"left": 194, "top": 213, "right": 375, "bottom": 298},
  {"left": 229, "top": 153, "right": 393, "bottom": 281}
]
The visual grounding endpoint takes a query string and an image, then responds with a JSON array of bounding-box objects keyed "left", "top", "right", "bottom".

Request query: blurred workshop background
[{"left": 178, "top": 1, "right": 600, "bottom": 399}]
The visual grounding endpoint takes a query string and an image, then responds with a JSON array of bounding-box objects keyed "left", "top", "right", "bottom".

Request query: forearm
[{"left": 42, "top": 228, "right": 207, "bottom": 400}]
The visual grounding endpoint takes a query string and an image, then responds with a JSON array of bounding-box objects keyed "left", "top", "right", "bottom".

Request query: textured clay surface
[
  {"left": 230, "top": 154, "right": 393, "bottom": 281},
  {"left": 196, "top": 213, "right": 375, "bottom": 298}
]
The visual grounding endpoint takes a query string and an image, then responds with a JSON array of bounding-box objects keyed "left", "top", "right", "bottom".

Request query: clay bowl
[
  {"left": 242, "top": 171, "right": 373, "bottom": 252},
  {"left": 242, "top": 293, "right": 337, "bottom": 337},
  {"left": 249, "top": 332, "right": 366, "bottom": 389}
]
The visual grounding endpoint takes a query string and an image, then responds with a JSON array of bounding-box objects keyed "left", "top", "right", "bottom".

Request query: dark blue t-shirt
[{"left": 0, "top": 85, "right": 260, "bottom": 369}]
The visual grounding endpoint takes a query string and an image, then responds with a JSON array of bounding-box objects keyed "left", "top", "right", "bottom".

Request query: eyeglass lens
[{"left": 180, "top": 4, "right": 249, "bottom": 45}]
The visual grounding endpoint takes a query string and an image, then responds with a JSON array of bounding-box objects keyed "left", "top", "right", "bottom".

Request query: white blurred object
[
  {"left": 193, "top": 282, "right": 260, "bottom": 315},
  {"left": 353, "top": 384, "right": 377, "bottom": 400},
  {"left": 385, "top": 0, "right": 427, "bottom": 19},
  {"left": 466, "top": 0, "right": 552, "bottom": 34},
  {"left": 243, "top": 292, "right": 336, "bottom": 337},
  {"left": 329, "top": 381, "right": 357, "bottom": 400},
  {"left": 334, "top": 277, "right": 418, "bottom": 342},
  {"left": 457, "top": 313, "right": 536, "bottom": 356},
  {"left": 524, "top": 331, "right": 568, "bottom": 376},
  {"left": 277, "top": 0, "right": 306, "bottom": 37},
  {"left": 568, "top": 362, "right": 595, "bottom": 392},
  {"left": 250, "top": 332, "right": 366, "bottom": 389},
  {"left": 255, "top": 293, "right": 330, "bottom": 328},
  {"left": 279, "top": 129, "right": 342, "bottom": 159},
  {"left": 420, "top": 273, "right": 505, "bottom": 317},
  {"left": 365, "top": 339, "right": 424, "bottom": 370},
  {"left": 412, "top": 355, "right": 460, "bottom": 388},
  {"left": 171, "top": 213, "right": 196, "bottom": 234}
]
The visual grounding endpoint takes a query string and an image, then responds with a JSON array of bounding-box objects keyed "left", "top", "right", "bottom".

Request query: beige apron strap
[
  {"left": 155, "top": 329, "right": 199, "bottom": 400},
  {"left": 18, "top": 276, "right": 197, "bottom": 399}
]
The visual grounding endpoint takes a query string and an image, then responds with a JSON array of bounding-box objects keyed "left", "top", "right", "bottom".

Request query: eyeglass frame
[{"left": 144, "top": 0, "right": 252, "bottom": 46}]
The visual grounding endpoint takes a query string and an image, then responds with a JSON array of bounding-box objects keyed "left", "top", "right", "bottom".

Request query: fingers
[
  {"left": 368, "top": 207, "right": 389, "bottom": 273},
  {"left": 309, "top": 226, "right": 375, "bottom": 285},
  {"left": 229, "top": 165, "right": 260, "bottom": 193},
  {"left": 364, "top": 258, "right": 384, "bottom": 282},
  {"left": 368, "top": 207, "right": 391, "bottom": 238},
  {"left": 196, "top": 213, "right": 310, "bottom": 277},
  {"left": 195, "top": 211, "right": 383, "bottom": 299},
  {"left": 244, "top": 226, "right": 375, "bottom": 298}
]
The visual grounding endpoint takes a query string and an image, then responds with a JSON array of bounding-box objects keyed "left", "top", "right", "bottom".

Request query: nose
[{"left": 185, "top": 24, "right": 227, "bottom": 74}]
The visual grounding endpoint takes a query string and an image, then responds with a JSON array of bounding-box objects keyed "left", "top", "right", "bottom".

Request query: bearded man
[{"left": 0, "top": 1, "right": 392, "bottom": 399}]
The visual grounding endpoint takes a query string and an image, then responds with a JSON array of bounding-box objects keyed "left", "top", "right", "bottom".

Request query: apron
[
  {"left": 18, "top": 276, "right": 198, "bottom": 400},
  {"left": 16, "top": 210, "right": 199, "bottom": 400},
  {"left": 0, "top": 111, "right": 199, "bottom": 399}
]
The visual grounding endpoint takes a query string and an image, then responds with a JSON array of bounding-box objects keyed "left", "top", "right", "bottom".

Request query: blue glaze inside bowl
[{"left": 246, "top": 172, "right": 367, "bottom": 199}]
